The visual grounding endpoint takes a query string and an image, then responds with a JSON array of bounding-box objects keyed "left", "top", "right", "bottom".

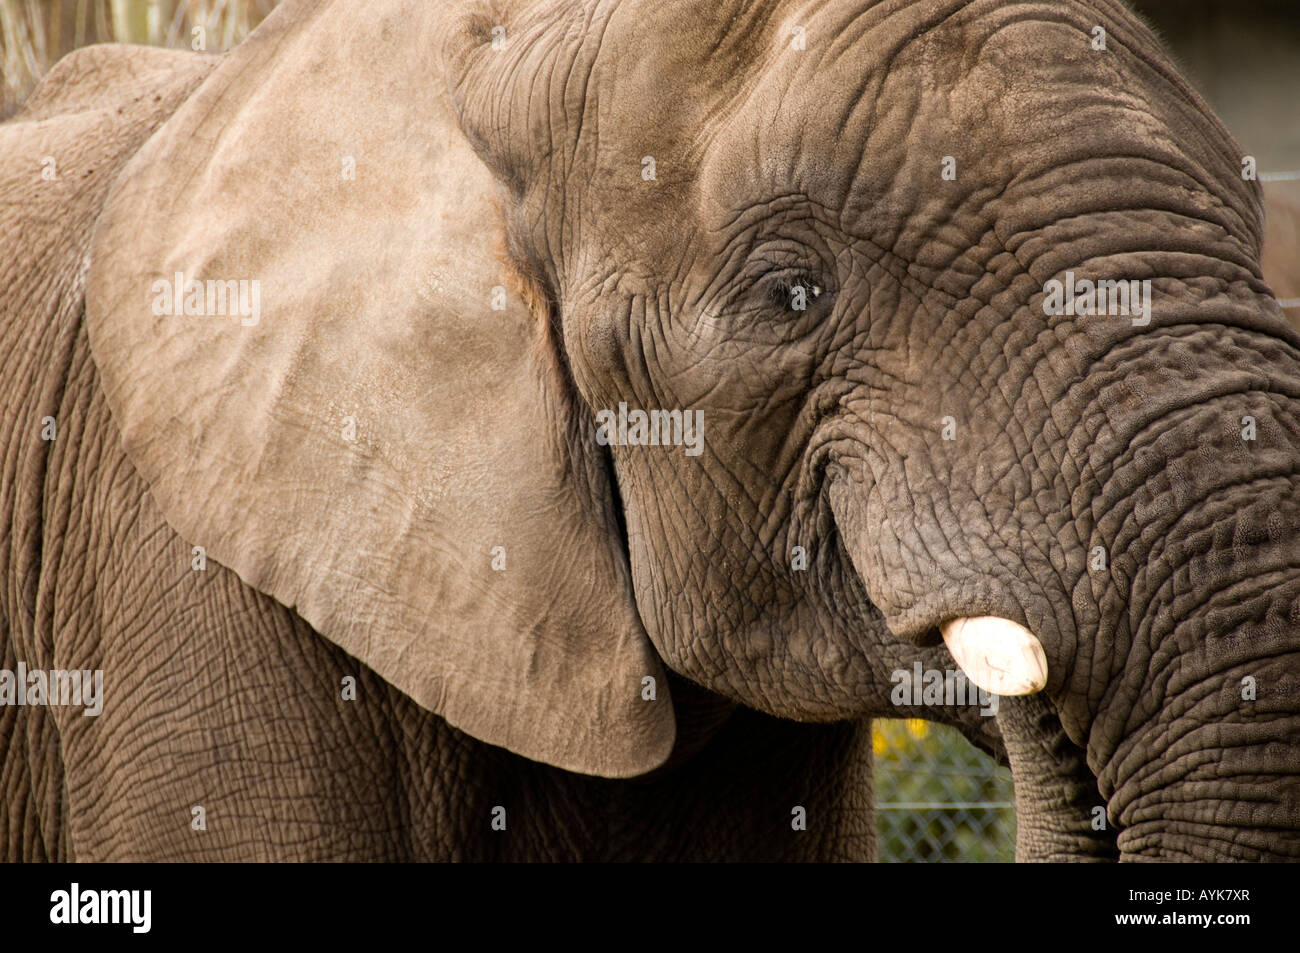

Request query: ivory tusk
[{"left": 940, "top": 616, "right": 1048, "bottom": 696}]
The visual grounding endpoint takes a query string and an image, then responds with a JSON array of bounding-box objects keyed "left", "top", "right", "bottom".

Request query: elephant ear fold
[{"left": 84, "top": 0, "right": 675, "bottom": 777}]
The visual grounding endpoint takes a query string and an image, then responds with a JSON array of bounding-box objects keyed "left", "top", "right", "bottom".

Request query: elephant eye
[{"left": 764, "top": 273, "right": 826, "bottom": 313}]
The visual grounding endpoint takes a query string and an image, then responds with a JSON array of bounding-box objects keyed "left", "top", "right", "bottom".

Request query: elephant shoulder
[
  {"left": 13, "top": 44, "right": 213, "bottom": 122},
  {"left": 0, "top": 47, "right": 216, "bottom": 686},
  {"left": 0, "top": 44, "right": 216, "bottom": 365},
  {"left": 0, "top": 45, "right": 215, "bottom": 248}
]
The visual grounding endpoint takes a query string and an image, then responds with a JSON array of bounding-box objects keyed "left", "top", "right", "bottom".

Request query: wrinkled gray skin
[
  {"left": 457, "top": 0, "right": 1299, "bottom": 860},
  {"left": 3, "top": 0, "right": 1298, "bottom": 862}
]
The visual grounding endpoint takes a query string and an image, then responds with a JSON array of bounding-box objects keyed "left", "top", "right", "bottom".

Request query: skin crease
[{"left": 0, "top": 0, "right": 1296, "bottom": 861}]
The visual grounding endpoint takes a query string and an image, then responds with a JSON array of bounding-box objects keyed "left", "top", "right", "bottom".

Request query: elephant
[{"left": 2, "top": 0, "right": 1297, "bottom": 863}]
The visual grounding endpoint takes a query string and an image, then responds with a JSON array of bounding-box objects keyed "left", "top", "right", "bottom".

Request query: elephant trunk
[
  {"left": 1097, "top": 463, "right": 1300, "bottom": 858},
  {"left": 832, "top": 313, "right": 1300, "bottom": 860},
  {"left": 1103, "top": 571, "right": 1300, "bottom": 861},
  {"left": 1058, "top": 323, "right": 1300, "bottom": 860},
  {"left": 996, "top": 694, "right": 1117, "bottom": 862}
]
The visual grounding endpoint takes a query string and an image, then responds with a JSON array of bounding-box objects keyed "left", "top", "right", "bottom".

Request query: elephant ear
[{"left": 85, "top": 0, "right": 675, "bottom": 777}]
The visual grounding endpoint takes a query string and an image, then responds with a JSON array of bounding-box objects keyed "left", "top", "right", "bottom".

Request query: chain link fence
[{"left": 873, "top": 719, "right": 1016, "bottom": 862}]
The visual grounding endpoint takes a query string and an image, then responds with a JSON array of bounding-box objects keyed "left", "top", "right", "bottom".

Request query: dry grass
[{"left": 1, "top": 0, "right": 279, "bottom": 116}]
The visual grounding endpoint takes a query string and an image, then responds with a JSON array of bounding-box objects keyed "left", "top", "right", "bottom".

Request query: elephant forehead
[
  {"left": 582, "top": 0, "right": 1020, "bottom": 237},
  {"left": 690, "top": 2, "right": 1215, "bottom": 247}
]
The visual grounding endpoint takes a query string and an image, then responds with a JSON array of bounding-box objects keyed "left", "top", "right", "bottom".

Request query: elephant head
[{"left": 86, "top": 0, "right": 1299, "bottom": 859}]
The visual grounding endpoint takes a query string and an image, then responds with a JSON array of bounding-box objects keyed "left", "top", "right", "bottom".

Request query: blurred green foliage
[{"left": 873, "top": 718, "right": 1016, "bottom": 862}]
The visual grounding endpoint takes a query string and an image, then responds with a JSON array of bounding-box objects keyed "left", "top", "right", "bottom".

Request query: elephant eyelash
[{"left": 763, "top": 272, "right": 828, "bottom": 312}]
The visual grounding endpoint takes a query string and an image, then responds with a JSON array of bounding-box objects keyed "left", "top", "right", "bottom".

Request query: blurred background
[
  {"left": 1, "top": 1, "right": 276, "bottom": 115},
  {"left": 2, "top": 0, "right": 1295, "bottom": 862}
]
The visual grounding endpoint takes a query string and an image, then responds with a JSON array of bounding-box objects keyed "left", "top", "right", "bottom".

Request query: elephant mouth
[
  {"left": 858, "top": 574, "right": 1057, "bottom": 697},
  {"left": 827, "top": 478, "right": 1067, "bottom": 697}
]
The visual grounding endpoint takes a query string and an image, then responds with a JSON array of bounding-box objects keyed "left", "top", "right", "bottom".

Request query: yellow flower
[{"left": 906, "top": 718, "right": 929, "bottom": 740}]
